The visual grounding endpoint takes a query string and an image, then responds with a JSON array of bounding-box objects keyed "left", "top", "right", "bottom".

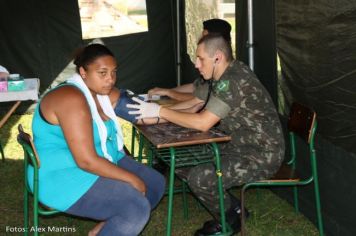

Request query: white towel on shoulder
[{"left": 67, "top": 74, "right": 124, "bottom": 162}]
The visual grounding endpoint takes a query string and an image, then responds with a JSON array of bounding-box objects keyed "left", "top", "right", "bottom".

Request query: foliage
[{"left": 185, "top": 0, "right": 218, "bottom": 60}]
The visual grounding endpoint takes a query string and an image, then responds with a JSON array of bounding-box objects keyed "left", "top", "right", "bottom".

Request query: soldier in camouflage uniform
[
  {"left": 189, "top": 56, "right": 285, "bottom": 214},
  {"left": 127, "top": 33, "right": 285, "bottom": 235}
]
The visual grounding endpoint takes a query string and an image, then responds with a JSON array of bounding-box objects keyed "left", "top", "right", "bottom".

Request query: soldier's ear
[{"left": 214, "top": 51, "right": 223, "bottom": 64}]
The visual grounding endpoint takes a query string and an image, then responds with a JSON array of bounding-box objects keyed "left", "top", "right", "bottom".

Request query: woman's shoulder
[
  {"left": 43, "top": 84, "right": 87, "bottom": 106},
  {"left": 109, "top": 87, "right": 120, "bottom": 105},
  {"left": 49, "top": 84, "right": 83, "bottom": 96}
]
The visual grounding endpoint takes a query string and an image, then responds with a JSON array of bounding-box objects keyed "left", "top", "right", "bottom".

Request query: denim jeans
[{"left": 66, "top": 156, "right": 165, "bottom": 236}]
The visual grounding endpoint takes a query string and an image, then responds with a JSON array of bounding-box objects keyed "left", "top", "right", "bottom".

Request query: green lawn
[{"left": 0, "top": 113, "right": 319, "bottom": 235}]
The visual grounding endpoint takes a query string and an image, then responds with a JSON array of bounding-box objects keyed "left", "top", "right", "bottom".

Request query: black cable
[
  {"left": 196, "top": 79, "right": 213, "bottom": 113},
  {"left": 196, "top": 59, "right": 217, "bottom": 113}
]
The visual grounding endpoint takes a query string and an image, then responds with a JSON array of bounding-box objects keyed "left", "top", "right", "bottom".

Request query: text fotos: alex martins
[{"left": 5, "top": 225, "right": 77, "bottom": 233}]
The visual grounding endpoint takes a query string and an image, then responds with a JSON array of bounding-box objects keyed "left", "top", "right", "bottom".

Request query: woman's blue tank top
[{"left": 28, "top": 85, "right": 125, "bottom": 211}]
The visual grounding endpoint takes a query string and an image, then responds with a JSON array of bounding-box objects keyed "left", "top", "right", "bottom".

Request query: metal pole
[
  {"left": 176, "top": 0, "right": 182, "bottom": 85},
  {"left": 247, "top": 0, "right": 254, "bottom": 71}
]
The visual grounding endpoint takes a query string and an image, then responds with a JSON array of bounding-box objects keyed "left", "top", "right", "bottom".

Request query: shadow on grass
[
  {"left": 0, "top": 113, "right": 33, "bottom": 161},
  {"left": 0, "top": 159, "right": 98, "bottom": 235},
  {"left": 0, "top": 102, "right": 35, "bottom": 157}
]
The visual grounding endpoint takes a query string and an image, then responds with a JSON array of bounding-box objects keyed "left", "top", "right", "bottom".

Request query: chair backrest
[
  {"left": 17, "top": 124, "right": 40, "bottom": 168},
  {"left": 287, "top": 102, "right": 317, "bottom": 144}
]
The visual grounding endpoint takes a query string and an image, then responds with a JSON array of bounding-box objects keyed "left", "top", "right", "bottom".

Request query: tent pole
[
  {"left": 247, "top": 0, "right": 254, "bottom": 71},
  {"left": 176, "top": 0, "right": 182, "bottom": 86}
]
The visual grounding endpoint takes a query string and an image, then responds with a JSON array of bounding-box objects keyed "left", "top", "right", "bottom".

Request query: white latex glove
[{"left": 127, "top": 97, "right": 161, "bottom": 119}]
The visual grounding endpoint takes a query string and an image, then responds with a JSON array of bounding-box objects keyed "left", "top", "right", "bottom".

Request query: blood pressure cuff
[{"left": 114, "top": 89, "right": 139, "bottom": 123}]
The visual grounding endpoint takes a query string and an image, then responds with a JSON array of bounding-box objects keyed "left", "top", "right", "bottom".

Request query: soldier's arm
[{"left": 159, "top": 107, "right": 221, "bottom": 132}]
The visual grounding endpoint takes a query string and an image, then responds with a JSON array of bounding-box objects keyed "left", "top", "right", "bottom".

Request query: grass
[{"left": 0, "top": 113, "right": 319, "bottom": 235}]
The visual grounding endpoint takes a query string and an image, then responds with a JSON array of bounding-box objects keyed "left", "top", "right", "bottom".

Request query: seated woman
[{"left": 30, "top": 43, "right": 165, "bottom": 236}]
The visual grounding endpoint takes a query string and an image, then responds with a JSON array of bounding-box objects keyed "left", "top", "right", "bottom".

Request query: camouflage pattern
[{"left": 188, "top": 60, "right": 285, "bottom": 213}]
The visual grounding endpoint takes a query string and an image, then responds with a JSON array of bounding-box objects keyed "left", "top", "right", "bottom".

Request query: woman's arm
[{"left": 110, "top": 87, "right": 166, "bottom": 125}]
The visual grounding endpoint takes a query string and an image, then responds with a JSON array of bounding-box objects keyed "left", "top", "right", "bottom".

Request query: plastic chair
[
  {"left": 17, "top": 124, "right": 60, "bottom": 236},
  {"left": 240, "top": 102, "right": 324, "bottom": 236}
]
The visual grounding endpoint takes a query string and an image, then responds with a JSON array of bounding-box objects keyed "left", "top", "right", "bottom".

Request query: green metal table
[{"left": 133, "top": 123, "right": 231, "bottom": 236}]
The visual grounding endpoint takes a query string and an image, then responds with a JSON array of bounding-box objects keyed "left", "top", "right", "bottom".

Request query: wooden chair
[
  {"left": 17, "top": 124, "right": 60, "bottom": 236},
  {"left": 240, "top": 102, "right": 324, "bottom": 236}
]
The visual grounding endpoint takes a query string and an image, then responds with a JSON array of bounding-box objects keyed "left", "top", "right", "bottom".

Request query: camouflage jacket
[{"left": 194, "top": 60, "right": 285, "bottom": 166}]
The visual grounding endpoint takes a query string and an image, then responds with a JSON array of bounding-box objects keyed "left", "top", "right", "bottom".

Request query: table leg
[
  {"left": 148, "top": 146, "right": 153, "bottom": 167},
  {"left": 0, "top": 141, "right": 4, "bottom": 162},
  {"left": 212, "top": 142, "right": 227, "bottom": 233},
  {"left": 166, "top": 147, "right": 176, "bottom": 236},
  {"left": 138, "top": 133, "right": 144, "bottom": 163},
  {"left": 131, "top": 126, "right": 136, "bottom": 156},
  {"left": 182, "top": 181, "right": 188, "bottom": 219},
  {"left": 0, "top": 101, "right": 21, "bottom": 129},
  {"left": 0, "top": 101, "right": 21, "bottom": 161}
]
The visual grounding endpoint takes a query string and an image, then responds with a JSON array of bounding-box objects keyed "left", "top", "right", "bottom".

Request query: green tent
[{"left": 1, "top": 1, "right": 355, "bottom": 235}]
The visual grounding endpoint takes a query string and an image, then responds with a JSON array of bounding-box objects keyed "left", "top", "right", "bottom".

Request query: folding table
[
  {"left": 133, "top": 122, "right": 232, "bottom": 235},
  {"left": 0, "top": 78, "right": 39, "bottom": 160}
]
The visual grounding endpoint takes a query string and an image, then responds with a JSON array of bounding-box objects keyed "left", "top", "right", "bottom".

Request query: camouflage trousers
[{"left": 184, "top": 150, "right": 282, "bottom": 214}]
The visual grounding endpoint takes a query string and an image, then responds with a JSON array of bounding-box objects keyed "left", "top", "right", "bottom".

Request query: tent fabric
[
  {"left": 276, "top": 0, "right": 356, "bottom": 154},
  {"left": 1, "top": 1, "right": 356, "bottom": 235},
  {"left": 276, "top": 118, "right": 356, "bottom": 236},
  {"left": 179, "top": 0, "right": 196, "bottom": 85},
  {"left": 106, "top": 0, "right": 176, "bottom": 92},
  {"left": 0, "top": 0, "right": 82, "bottom": 92},
  {"left": 0, "top": 0, "right": 176, "bottom": 98},
  {"left": 276, "top": 1, "right": 356, "bottom": 235},
  {"left": 237, "top": 0, "right": 278, "bottom": 105}
]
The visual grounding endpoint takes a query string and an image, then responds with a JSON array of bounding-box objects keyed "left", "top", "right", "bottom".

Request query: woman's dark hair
[{"left": 73, "top": 44, "right": 115, "bottom": 73}]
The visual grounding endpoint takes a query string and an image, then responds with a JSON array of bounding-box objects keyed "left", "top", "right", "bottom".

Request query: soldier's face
[{"left": 195, "top": 43, "right": 215, "bottom": 80}]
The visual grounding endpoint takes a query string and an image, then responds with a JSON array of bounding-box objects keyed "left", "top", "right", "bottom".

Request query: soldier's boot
[{"left": 194, "top": 195, "right": 249, "bottom": 236}]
